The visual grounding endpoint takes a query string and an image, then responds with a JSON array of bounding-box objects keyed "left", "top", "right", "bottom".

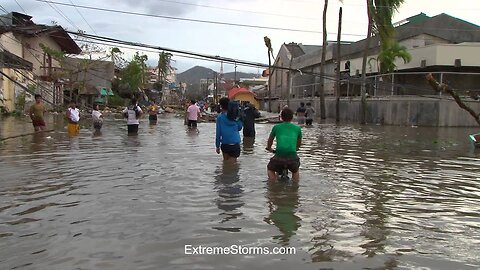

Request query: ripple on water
[{"left": 0, "top": 117, "right": 480, "bottom": 269}]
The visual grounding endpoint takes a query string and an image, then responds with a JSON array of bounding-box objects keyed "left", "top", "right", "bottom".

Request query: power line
[
  {"left": 30, "top": 0, "right": 480, "bottom": 40},
  {"left": 0, "top": 4, "right": 9, "bottom": 13},
  {"left": 67, "top": 0, "right": 97, "bottom": 35},
  {"left": 32, "top": 0, "right": 364, "bottom": 37},
  {"left": 43, "top": 0, "right": 81, "bottom": 31},
  {"left": 13, "top": 0, "right": 27, "bottom": 14}
]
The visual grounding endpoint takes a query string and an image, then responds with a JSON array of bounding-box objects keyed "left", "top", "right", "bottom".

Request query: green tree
[
  {"left": 370, "top": 0, "right": 411, "bottom": 74},
  {"left": 117, "top": 52, "right": 148, "bottom": 98}
]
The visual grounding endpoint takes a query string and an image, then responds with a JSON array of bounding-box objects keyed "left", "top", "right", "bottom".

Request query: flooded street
[{"left": 1, "top": 114, "right": 480, "bottom": 270}]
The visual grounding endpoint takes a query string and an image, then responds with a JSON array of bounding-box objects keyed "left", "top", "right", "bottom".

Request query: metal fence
[{"left": 287, "top": 71, "right": 480, "bottom": 99}]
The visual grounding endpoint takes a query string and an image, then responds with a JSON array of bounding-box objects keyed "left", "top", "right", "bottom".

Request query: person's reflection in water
[
  {"left": 69, "top": 135, "right": 80, "bottom": 150},
  {"left": 264, "top": 182, "right": 301, "bottom": 245},
  {"left": 186, "top": 126, "right": 199, "bottom": 135},
  {"left": 93, "top": 129, "right": 102, "bottom": 137},
  {"left": 123, "top": 134, "right": 141, "bottom": 148},
  {"left": 242, "top": 137, "right": 255, "bottom": 154},
  {"left": 213, "top": 161, "right": 244, "bottom": 232},
  {"left": 31, "top": 132, "right": 46, "bottom": 152}
]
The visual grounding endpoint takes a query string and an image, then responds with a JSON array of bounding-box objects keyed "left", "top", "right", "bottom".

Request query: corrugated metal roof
[
  {"left": 0, "top": 50, "right": 33, "bottom": 70},
  {"left": 0, "top": 12, "right": 81, "bottom": 54}
]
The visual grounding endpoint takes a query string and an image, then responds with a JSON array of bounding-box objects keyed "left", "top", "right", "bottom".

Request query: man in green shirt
[{"left": 265, "top": 108, "right": 302, "bottom": 182}]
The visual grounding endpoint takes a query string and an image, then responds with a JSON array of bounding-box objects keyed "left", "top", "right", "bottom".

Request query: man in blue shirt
[{"left": 216, "top": 97, "right": 243, "bottom": 161}]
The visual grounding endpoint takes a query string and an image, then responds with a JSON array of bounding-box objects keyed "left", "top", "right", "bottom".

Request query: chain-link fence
[{"left": 286, "top": 72, "right": 480, "bottom": 99}]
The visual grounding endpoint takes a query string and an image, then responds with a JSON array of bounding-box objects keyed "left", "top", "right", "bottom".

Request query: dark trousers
[{"left": 127, "top": 124, "right": 139, "bottom": 135}]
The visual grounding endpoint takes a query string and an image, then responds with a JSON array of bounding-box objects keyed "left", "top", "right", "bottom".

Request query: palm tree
[
  {"left": 370, "top": 0, "right": 410, "bottom": 74},
  {"left": 157, "top": 51, "right": 173, "bottom": 90},
  {"left": 360, "top": 0, "right": 373, "bottom": 124},
  {"left": 376, "top": 42, "right": 411, "bottom": 73},
  {"left": 360, "top": 0, "right": 409, "bottom": 123}
]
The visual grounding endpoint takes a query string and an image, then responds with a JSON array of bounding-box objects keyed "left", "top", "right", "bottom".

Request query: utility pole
[
  {"left": 319, "top": 0, "right": 328, "bottom": 119},
  {"left": 234, "top": 63, "right": 237, "bottom": 82},
  {"left": 213, "top": 72, "right": 217, "bottom": 104},
  {"left": 264, "top": 36, "right": 273, "bottom": 112},
  {"left": 335, "top": 7, "right": 342, "bottom": 123}
]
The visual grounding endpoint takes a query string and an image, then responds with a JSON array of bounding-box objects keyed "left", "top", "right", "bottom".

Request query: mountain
[
  {"left": 177, "top": 66, "right": 213, "bottom": 85},
  {"left": 177, "top": 66, "right": 259, "bottom": 84}
]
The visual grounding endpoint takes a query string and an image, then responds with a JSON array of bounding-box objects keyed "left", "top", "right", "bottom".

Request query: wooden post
[
  {"left": 335, "top": 7, "right": 342, "bottom": 123},
  {"left": 391, "top": 73, "right": 395, "bottom": 95},
  {"left": 319, "top": 0, "right": 328, "bottom": 119},
  {"left": 268, "top": 50, "right": 272, "bottom": 112}
]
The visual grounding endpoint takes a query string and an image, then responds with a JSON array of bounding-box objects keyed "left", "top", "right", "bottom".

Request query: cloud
[
  {"left": 108, "top": 0, "right": 201, "bottom": 16},
  {"left": 1, "top": 1, "right": 48, "bottom": 15}
]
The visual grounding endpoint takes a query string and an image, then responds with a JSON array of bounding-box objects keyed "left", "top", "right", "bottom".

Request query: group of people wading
[{"left": 28, "top": 94, "right": 314, "bottom": 182}]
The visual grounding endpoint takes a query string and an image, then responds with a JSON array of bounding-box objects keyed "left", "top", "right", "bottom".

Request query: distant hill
[{"left": 177, "top": 66, "right": 259, "bottom": 84}]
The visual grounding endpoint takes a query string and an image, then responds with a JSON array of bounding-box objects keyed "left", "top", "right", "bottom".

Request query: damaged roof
[{"left": 0, "top": 12, "right": 81, "bottom": 54}]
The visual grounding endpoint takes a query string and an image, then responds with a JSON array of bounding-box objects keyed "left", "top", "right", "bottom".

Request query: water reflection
[
  {"left": 213, "top": 161, "right": 244, "bottom": 232},
  {"left": 123, "top": 134, "right": 141, "bottom": 148},
  {"left": 31, "top": 132, "right": 45, "bottom": 152},
  {"left": 93, "top": 129, "right": 103, "bottom": 137},
  {"left": 359, "top": 174, "right": 390, "bottom": 257},
  {"left": 186, "top": 127, "right": 200, "bottom": 137},
  {"left": 1, "top": 117, "right": 480, "bottom": 269},
  {"left": 242, "top": 137, "right": 255, "bottom": 154},
  {"left": 264, "top": 182, "right": 301, "bottom": 245}
]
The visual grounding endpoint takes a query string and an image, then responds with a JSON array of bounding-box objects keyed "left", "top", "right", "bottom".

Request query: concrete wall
[
  {"left": 271, "top": 45, "right": 293, "bottom": 98},
  {"left": 272, "top": 96, "right": 480, "bottom": 127},
  {"left": 24, "top": 35, "right": 63, "bottom": 77},
  {"left": 347, "top": 43, "right": 480, "bottom": 75}
]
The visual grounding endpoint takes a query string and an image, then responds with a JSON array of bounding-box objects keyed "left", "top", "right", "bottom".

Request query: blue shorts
[{"left": 221, "top": 144, "right": 241, "bottom": 158}]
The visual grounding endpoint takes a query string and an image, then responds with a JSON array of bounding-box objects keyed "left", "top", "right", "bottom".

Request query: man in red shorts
[{"left": 29, "top": 94, "right": 46, "bottom": 131}]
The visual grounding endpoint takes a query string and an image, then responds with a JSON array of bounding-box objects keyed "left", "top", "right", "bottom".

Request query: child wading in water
[{"left": 92, "top": 104, "right": 103, "bottom": 132}]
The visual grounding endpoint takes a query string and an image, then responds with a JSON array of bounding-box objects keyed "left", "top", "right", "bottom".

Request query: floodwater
[{"left": 1, "top": 114, "right": 480, "bottom": 270}]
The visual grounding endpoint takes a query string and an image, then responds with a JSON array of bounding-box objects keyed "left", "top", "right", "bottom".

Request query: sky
[{"left": 1, "top": 0, "right": 480, "bottom": 74}]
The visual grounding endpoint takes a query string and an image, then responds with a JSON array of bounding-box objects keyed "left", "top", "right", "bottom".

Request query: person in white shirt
[
  {"left": 92, "top": 103, "right": 103, "bottom": 132},
  {"left": 122, "top": 98, "right": 143, "bottom": 135},
  {"left": 66, "top": 100, "right": 80, "bottom": 136}
]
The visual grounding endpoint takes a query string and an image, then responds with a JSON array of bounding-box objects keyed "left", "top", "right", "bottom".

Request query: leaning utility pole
[
  {"left": 319, "top": 0, "right": 329, "bottom": 119},
  {"left": 264, "top": 36, "right": 273, "bottom": 112},
  {"left": 335, "top": 7, "right": 342, "bottom": 123}
]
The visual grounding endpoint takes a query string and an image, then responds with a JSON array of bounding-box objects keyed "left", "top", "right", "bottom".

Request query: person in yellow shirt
[
  {"left": 29, "top": 94, "right": 46, "bottom": 131},
  {"left": 148, "top": 102, "right": 159, "bottom": 125}
]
